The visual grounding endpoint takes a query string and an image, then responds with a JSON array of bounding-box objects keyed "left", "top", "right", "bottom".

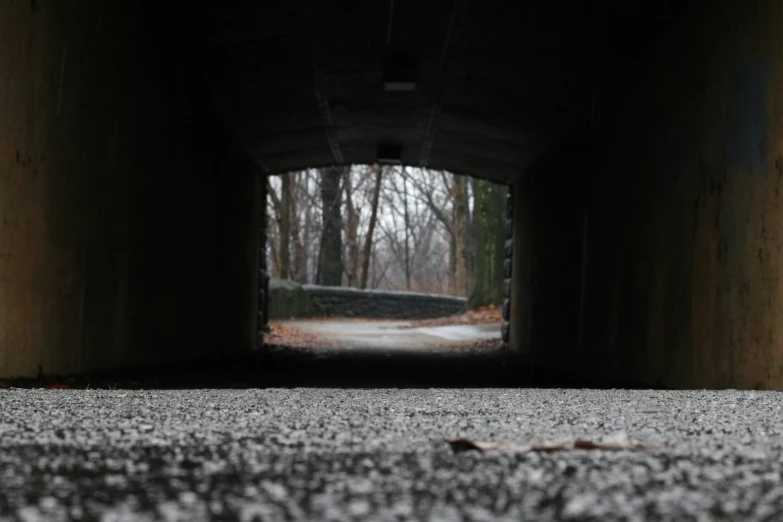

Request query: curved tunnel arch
[{"left": 206, "top": 0, "right": 598, "bottom": 183}]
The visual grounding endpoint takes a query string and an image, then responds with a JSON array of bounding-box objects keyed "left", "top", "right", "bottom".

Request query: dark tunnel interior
[
  {"left": 3, "top": 0, "right": 782, "bottom": 391},
  {"left": 187, "top": 0, "right": 686, "bottom": 389}
]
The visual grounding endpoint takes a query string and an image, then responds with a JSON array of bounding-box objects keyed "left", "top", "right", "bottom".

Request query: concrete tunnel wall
[
  {"left": 6, "top": 0, "right": 783, "bottom": 389},
  {"left": 0, "top": 1, "right": 261, "bottom": 378},
  {"left": 510, "top": 0, "right": 783, "bottom": 389}
]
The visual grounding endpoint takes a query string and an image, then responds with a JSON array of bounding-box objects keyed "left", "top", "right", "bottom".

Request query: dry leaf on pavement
[
  {"left": 442, "top": 433, "right": 650, "bottom": 454},
  {"left": 402, "top": 306, "right": 502, "bottom": 328}
]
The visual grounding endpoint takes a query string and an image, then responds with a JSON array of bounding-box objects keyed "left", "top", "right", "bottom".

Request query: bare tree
[
  {"left": 469, "top": 178, "right": 507, "bottom": 307},
  {"left": 342, "top": 168, "right": 361, "bottom": 286},
  {"left": 266, "top": 164, "right": 503, "bottom": 302},
  {"left": 317, "top": 166, "right": 343, "bottom": 286},
  {"left": 266, "top": 179, "right": 282, "bottom": 277},
  {"left": 451, "top": 173, "right": 469, "bottom": 296},
  {"left": 360, "top": 165, "right": 383, "bottom": 289},
  {"left": 279, "top": 173, "right": 292, "bottom": 279},
  {"left": 289, "top": 173, "right": 308, "bottom": 282}
]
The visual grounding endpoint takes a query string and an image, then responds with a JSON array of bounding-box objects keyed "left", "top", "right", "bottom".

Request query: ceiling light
[
  {"left": 377, "top": 143, "right": 403, "bottom": 164},
  {"left": 383, "top": 52, "right": 417, "bottom": 92}
]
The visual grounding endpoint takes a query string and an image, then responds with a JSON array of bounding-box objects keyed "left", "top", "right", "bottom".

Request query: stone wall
[{"left": 269, "top": 280, "right": 466, "bottom": 320}]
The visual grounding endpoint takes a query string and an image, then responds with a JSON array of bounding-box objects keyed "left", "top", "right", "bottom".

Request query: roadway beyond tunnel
[
  {"left": 268, "top": 319, "right": 503, "bottom": 352},
  {"left": 3, "top": 387, "right": 783, "bottom": 521}
]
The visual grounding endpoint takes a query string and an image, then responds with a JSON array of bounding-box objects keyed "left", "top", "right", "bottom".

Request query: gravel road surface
[{"left": 2, "top": 388, "right": 782, "bottom": 521}]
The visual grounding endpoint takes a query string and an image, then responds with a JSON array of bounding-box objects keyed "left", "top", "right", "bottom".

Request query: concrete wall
[
  {"left": 270, "top": 280, "right": 467, "bottom": 320},
  {"left": 512, "top": 0, "right": 783, "bottom": 389},
  {"left": 508, "top": 150, "right": 588, "bottom": 366},
  {"left": 0, "top": 1, "right": 261, "bottom": 377}
]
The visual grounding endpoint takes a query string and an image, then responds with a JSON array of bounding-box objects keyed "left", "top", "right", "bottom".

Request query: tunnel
[{"left": 1, "top": 0, "right": 782, "bottom": 390}]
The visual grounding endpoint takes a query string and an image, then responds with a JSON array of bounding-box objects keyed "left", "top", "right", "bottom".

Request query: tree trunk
[
  {"left": 279, "top": 172, "right": 292, "bottom": 279},
  {"left": 466, "top": 177, "right": 476, "bottom": 291},
  {"left": 452, "top": 174, "right": 469, "bottom": 296},
  {"left": 401, "top": 168, "right": 412, "bottom": 291},
  {"left": 318, "top": 166, "right": 343, "bottom": 286},
  {"left": 360, "top": 166, "right": 383, "bottom": 289},
  {"left": 266, "top": 180, "right": 283, "bottom": 278},
  {"left": 301, "top": 181, "right": 313, "bottom": 283},
  {"left": 290, "top": 173, "right": 308, "bottom": 283},
  {"left": 468, "top": 179, "right": 507, "bottom": 308},
  {"left": 343, "top": 168, "right": 360, "bottom": 286}
]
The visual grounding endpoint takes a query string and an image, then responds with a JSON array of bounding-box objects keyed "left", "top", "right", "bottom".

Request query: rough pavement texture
[{"left": 1, "top": 388, "right": 783, "bottom": 521}]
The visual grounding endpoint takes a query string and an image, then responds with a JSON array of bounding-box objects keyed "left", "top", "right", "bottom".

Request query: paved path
[
  {"left": 2, "top": 388, "right": 783, "bottom": 521},
  {"left": 275, "top": 319, "right": 502, "bottom": 351}
]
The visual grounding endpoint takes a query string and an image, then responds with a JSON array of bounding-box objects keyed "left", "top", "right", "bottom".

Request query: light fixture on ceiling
[
  {"left": 377, "top": 143, "right": 403, "bottom": 164},
  {"left": 383, "top": 52, "right": 417, "bottom": 92}
]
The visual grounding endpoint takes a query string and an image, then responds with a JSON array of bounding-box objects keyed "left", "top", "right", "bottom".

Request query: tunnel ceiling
[{"left": 203, "top": 1, "right": 681, "bottom": 183}]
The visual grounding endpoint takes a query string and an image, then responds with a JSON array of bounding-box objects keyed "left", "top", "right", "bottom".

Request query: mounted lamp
[
  {"left": 383, "top": 52, "right": 417, "bottom": 92},
  {"left": 377, "top": 143, "right": 403, "bottom": 164}
]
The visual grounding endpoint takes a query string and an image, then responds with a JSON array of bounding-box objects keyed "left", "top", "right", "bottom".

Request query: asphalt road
[
  {"left": 2, "top": 388, "right": 783, "bottom": 521},
  {"left": 274, "top": 319, "right": 502, "bottom": 351}
]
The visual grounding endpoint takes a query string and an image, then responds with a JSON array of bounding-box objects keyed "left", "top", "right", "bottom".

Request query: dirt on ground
[
  {"left": 266, "top": 306, "right": 504, "bottom": 353},
  {"left": 264, "top": 323, "right": 345, "bottom": 350},
  {"left": 400, "top": 305, "right": 502, "bottom": 328},
  {"left": 265, "top": 325, "right": 504, "bottom": 354}
]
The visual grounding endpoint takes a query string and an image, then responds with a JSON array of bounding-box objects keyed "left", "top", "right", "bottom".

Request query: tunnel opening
[{"left": 255, "top": 164, "right": 518, "bottom": 387}]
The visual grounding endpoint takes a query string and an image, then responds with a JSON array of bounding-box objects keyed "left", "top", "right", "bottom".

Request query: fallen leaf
[
  {"left": 266, "top": 321, "right": 349, "bottom": 351},
  {"left": 442, "top": 438, "right": 487, "bottom": 452},
  {"left": 401, "top": 307, "right": 502, "bottom": 329},
  {"left": 45, "top": 384, "right": 70, "bottom": 390},
  {"left": 442, "top": 433, "right": 649, "bottom": 454}
]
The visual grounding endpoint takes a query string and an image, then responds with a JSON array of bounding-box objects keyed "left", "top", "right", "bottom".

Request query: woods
[{"left": 266, "top": 166, "right": 506, "bottom": 304}]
